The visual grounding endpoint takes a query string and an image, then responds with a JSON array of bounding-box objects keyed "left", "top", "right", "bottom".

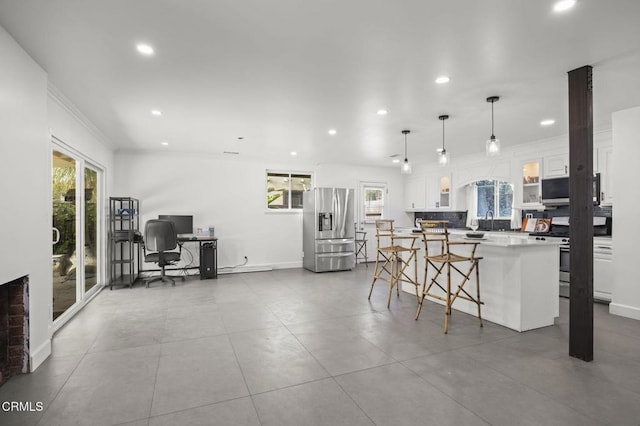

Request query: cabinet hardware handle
[
  {"left": 565, "top": 165, "right": 568, "bottom": 174},
  {"left": 601, "top": 192, "right": 604, "bottom": 201}
]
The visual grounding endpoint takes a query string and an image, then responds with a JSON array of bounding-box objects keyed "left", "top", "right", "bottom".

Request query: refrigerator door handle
[
  {"left": 319, "top": 239, "right": 353, "bottom": 244},
  {"left": 317, "top": 252, "right": 354, "bottom": 258}
]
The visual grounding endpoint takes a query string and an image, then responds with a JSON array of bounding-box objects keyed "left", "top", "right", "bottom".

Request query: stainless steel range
[{"left": 528, "top": 216, "right": 611, "bottom": 299}]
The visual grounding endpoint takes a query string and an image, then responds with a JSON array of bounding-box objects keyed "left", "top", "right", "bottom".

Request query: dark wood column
[{"left": 568, "top": 65, "right": 594, "bottom": 361}]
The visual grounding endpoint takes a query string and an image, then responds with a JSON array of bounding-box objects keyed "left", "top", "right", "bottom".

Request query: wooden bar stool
[
  {"left": 368, "top": 219, "right": 420, "bottom": 308},
  {"left": 415, "top": 220, "right": 484, "bottom": 333}
]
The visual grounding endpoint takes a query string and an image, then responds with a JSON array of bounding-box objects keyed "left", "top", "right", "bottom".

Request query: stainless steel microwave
[{"left": 541, "top": 174, "right": 600, "bottom": 206}]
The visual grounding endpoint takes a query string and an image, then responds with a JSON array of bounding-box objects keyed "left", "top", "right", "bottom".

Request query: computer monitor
[{"left": 158, "top": 215, "right": 193, "bottom": 235}]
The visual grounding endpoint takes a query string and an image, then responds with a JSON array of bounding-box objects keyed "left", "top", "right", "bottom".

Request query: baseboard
[
  {"left": 218, "top": 265, "right": 273, "bottom": 275},
  {"left": 593, "top": 291, "right": 612, "bottom": 303},
  {"left": 30, "top": 338, "right": 51, "bottom": 372},
  {"left": 609, "top": 302, "right": 640, "bottom": 321},
  {"left": 272, "top": 261, "right": 303, "bottom": 270},
  {"left": 217, "top": 261, "right": 302, "bottom": 275}
]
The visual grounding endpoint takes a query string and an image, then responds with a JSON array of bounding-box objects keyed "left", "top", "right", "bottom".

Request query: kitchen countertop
[
  {"left": 438, "top": 229, "right": 562, "bottom": 248},
  {"left": 399, "top": 227, "right": 608, "bottom": 247},
  {"left": 448, "top": 230, "right": 544, "bottom": 247}
]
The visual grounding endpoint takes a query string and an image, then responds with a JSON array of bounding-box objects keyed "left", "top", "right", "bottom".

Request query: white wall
[
  {"left": 114, "top": 152, "right": 405, "bottom": 270},
  {"left": 611, "top": 106, "right": 640, "bottom": 320},
  {"left": 48, "top": 89, "right": 115, "bottom": 174},
  {"left": 0, "top": 25, "right": 51, "bottom": 370},
  {"left": 316, "top": 162, "right": 408, "bottom": 223},
  {"left": 0, "top": 24, "right": 117, "bottom": 370}
]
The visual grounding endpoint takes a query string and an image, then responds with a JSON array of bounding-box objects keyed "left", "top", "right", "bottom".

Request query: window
[
  {"left": 475, "top": 180, "right": 513, "bottom": 219},
  {"left": 266, "top": 171, "right": 312, "bottom": 210},
  {"left": 362, "top": 184, "right": 385, "bottom": 223}
]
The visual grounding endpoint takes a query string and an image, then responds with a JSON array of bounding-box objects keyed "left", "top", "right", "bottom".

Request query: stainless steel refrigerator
[{"left": 303, "top": 187, "right": 355, "bottom": 272}]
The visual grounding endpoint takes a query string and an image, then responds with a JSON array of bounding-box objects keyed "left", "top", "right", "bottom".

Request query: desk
[{"left": 178, "top": 236, "right": 218, "bottom": 279}]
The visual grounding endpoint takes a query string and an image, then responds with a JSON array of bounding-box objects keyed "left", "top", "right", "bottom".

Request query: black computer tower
[{"left": 200, "top": 242, "right": 216, "bottom": 279}]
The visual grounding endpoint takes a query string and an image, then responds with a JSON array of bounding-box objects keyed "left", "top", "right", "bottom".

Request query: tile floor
[{"left": 1, "top": 266, "right": 640, "bottom": 425}]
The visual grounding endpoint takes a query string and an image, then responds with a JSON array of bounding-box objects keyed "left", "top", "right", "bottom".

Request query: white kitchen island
[{"left": 401, "top": 230, "right": 560, "bottom": 332}]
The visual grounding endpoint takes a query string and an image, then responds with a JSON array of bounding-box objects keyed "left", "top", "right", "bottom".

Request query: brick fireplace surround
[{"left": 0, "top": 275, "right": 30, "bottom": 386}]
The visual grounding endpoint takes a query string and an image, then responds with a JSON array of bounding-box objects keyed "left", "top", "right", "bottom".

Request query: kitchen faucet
[{"left": 485, "top": 210, "right": 494, "bottom": 231}]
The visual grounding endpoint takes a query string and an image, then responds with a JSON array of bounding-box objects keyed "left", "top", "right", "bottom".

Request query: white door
[{"left": 357, "top": 181, "right": 387, "bottom": 262}]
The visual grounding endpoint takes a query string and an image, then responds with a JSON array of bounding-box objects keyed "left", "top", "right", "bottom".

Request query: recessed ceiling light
[
  {"left": 290, "top": 151, "right": 297, "bottom": 156},
  {"left": 392, "top": 159, "right": 401, "bottom": 164},
  {"left": 436, "top": 148, "right": 444, "bottom": 153},
  {"left": 435, "top": 76, "right": 451, "bottom": 84},
  {"left": 136, "top": 43, "right": 154, "bottom": 56},
  {"left": 151, "top": 109, "right": 162, "bottom": 116},
  {"left": 377, "top": 109, "right": 388, "bottom": 116},
  {"left": 540, "top": 119, "right": 556, "bottom": 126},
  {"left": 553, "top": 0, "right": 576, "bottom": 12},
  {"left": 328, "top": 129, "right": 337, "bottom": 135},
  {"left": 161, "top": 141, "right": 169, "bottom": 146}
]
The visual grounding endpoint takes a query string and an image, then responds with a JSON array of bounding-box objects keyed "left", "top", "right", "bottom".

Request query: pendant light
[
  {"left": 401, "top": 130, "right": 412, "bottom": 174},
  {"left": 438, "top": 115, "right": 450, "bottom": 166},
  {"left": 486, "top": 96, "right": 501, "bottom": 156}
]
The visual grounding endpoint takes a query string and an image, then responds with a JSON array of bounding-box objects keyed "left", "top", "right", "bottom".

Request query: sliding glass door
[{"left": 52, "top": 146, "right": 103, "bottom": 323}]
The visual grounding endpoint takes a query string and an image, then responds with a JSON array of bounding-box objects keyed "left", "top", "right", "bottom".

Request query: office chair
[{"left": 143, "top": 219, "right": 182, "bottom": 287}]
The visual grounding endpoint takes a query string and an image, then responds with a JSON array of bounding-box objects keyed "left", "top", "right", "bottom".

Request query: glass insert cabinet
[{"left": 521, "top": 160, "right": 541, "bottom": 206}]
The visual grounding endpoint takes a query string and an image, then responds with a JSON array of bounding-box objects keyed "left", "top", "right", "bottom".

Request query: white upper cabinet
[
  {"left": 543, "top": 153, "right": 569, "bottom": 178},
  {"left": 404, "top": 175, "right": 426, "bottom": 211}
]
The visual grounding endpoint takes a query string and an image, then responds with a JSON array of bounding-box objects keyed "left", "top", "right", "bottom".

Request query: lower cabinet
[{"left": 593, "top": 239, "right": 613, "bottom": 302}]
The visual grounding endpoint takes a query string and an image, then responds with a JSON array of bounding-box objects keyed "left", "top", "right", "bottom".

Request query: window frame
[
  {"left": 473, "top": 179, "right": 514, "bottom": 220},
  {"left": 360, "top": 182, "right": 386, "bottom": 224},
  {"left": 265, "top": 170, "right": 313, "bottom": 211}
]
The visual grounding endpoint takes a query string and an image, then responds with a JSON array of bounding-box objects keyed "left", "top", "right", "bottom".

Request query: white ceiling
[{"left": 1, "top": 0, "right": 640, "bottom": 168}]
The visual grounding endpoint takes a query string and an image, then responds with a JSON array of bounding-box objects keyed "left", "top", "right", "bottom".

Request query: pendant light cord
[
  {"left": 404, "top": 133, "right": 408, "bottom": 159},
  {"left": 442, "top": 117, "right": 445, "bottom": 151},
  {"left": 491, "top": 100, "right": 495, "bottom": 139},
  {"left": 487, "top": 96, "right": 499, "bottom": 140}
]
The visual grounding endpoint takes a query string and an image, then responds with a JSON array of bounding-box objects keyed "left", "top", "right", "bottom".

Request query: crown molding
[{"left": 47, "top": 82, "right": 116, "bottom": 149}]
